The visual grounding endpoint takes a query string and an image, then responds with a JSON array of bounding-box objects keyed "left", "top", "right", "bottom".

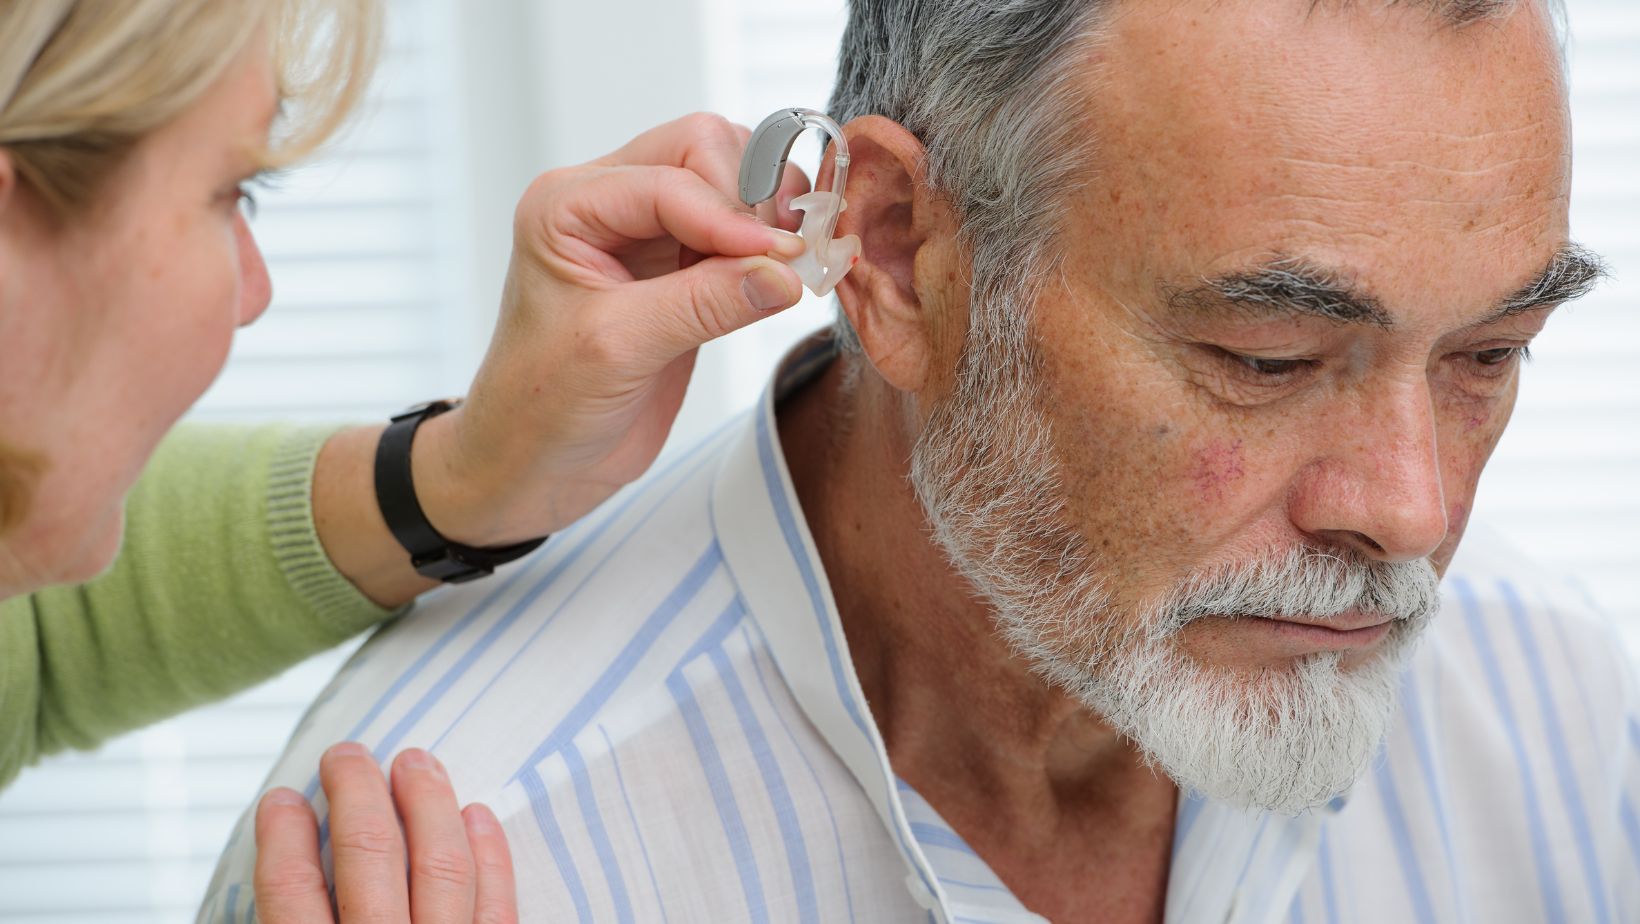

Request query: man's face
[
  {"left": 1035, "top": 0, "right": 1577, "bottom": 671},
  {"left": 904, "top": 0, "right": 1591, "bottom": 812}
]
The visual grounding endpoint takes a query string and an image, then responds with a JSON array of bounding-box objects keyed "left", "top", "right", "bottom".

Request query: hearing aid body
[{"left": 740, "top": 108, "right": 861, "bottom": 297}]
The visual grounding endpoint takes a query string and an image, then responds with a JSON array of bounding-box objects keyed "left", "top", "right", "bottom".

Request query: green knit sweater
[{"left": 0, "top": 423, "right": 399, "bottom": 791}]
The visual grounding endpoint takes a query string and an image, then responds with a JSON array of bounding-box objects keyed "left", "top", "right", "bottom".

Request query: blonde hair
[
  {"left": 0, "top": 0, "right": 380, "bottom": 536},
  {"left": 0, "top": 0, "right": 381, "bottom": 214}
]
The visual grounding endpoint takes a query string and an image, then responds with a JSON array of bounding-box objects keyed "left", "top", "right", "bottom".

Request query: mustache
[{"left": 1149, "top": 546, "right": 1442, "bottom": 640}]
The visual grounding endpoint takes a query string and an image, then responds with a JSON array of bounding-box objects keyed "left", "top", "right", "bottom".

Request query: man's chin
[{"left": 1047, "top": 640, "right": 1408, "bottom": 816}]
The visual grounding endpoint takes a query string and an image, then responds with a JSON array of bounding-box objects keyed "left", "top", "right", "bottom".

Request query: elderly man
[{"left": 203, "top": 0, "right": 1637, "bottom": 921}]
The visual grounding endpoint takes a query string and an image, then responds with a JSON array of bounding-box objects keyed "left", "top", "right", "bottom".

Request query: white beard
[{"left": 908, "top": 336, "right": 1440, "bottom": 815}]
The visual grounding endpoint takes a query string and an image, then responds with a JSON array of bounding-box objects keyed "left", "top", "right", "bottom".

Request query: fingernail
[
  {"left": 465, "top": 803, "right": 498, "bottom": 833},
  {"left": 743, "top": 264, "right": 799, "bottom": 312},
  {"left": 400, "top": 748, "right": 444, "bottom": 777},
  {"left": 264, "top": 788, "right": 306, "bottom": 807},
  {"left": 765, "top": 229, "right": 806, "bottom": 259},
  {"left": 329, "top": 741, "right": 368, "bottom": 759}
]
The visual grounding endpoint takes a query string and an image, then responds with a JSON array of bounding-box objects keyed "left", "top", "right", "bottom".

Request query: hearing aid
[{"left": 739, "top": 108, "right": 862, "bottom": 297}]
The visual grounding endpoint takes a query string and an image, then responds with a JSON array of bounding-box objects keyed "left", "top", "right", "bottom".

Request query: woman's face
[{"left": 0, "top": 41, "right": 277, "bottom": 589}]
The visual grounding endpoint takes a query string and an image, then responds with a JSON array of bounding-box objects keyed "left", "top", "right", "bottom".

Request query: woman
[{"left": 0, "top": 0, "right": 810, "bottom": 920}]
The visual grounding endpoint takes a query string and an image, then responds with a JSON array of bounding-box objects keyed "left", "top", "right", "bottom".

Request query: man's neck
[{"left": 777, "top": 355, "right": 1177, "bottom": 923}]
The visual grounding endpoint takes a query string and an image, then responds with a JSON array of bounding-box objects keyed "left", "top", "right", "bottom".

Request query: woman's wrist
[{"left": 408, "top": 407, "right": 546, "bottom": 549}]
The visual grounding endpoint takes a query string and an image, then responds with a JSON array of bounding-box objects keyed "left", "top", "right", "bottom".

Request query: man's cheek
[
  {"left": 1189, "top": 437, "right": 1247, "bottom": 504},
  {"left": 1430, "top": 404, "right": 1511, "bottom": 571}
]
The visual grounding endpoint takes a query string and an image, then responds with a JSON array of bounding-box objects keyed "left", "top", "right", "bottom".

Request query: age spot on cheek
[{"left": 1191, "top": 438, "right": 1246, "bottom": 502}]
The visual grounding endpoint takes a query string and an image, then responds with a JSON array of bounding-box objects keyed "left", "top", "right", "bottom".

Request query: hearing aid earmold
[{"left": 739, "top": 108, "right": 861, "bottom": 297}]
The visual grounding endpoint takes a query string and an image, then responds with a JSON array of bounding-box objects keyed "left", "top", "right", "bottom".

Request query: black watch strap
[{"left": 374, "top": 399, "right": 547, "bottom": 584}]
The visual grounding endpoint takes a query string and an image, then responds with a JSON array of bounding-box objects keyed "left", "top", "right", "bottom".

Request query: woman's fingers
[
  {"left": 320, "top": 742, "right": 411, "bottom": 922},
  {"left": 253, "top": 788, "right": 335, "bottom": 924},
  {"left": 615, "top": 255, "right": 804, "bottom": 368},
  {"left": 773, "top": 161, "right": 813, "bottom": 232},
  {"left": 595, "top": 112, "right": 753, "bottom": 205},
  {"left": 552, "top": 166, "right": 804, "bottom": 265},
  {"left": 464, "top": 804, "right": 519, "bottom": 924},
  {"left": 391, "top": 749, "right": 476, "bottom": 924}
]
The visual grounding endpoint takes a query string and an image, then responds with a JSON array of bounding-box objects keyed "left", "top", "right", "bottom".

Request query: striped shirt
[{"left": 200, "top": 334, "right": 1640, "bottom": 923}]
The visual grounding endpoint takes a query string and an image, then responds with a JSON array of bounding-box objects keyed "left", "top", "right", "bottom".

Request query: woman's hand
[
  {"left": 253, "top": 743, "right": 516, "bottom": 923},
  {"left": 311, "top": 112, "right": 811, "bottom": 607},
  {"left": 419, "top": 111, "right": 813, "bottom": 547}
]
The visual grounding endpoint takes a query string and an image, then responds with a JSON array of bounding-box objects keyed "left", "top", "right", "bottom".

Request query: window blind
[{"left": 1482, "top": 0, "right": 1640, "bottom": 651}]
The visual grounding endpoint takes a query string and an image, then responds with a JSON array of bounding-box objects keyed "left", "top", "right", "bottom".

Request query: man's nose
[{"left": 1287, "top": 386, "right": 1449, "bottom": 563}]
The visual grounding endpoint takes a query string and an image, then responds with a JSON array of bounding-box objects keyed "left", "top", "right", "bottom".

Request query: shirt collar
[{"left": 712, "top": 330, "right": 1328, "bottom": 922}]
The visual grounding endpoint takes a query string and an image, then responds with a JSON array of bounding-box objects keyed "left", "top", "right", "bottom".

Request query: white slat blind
[{"left": 1483, "top": 0, "right": 1640, "bottom": 651}]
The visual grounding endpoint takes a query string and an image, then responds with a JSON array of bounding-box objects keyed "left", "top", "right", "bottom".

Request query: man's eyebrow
[
  {"left": 1471, "top": 243, "right": 1609, "bottom": 326},
  {"left": 1164, "top": 244, "right": 1610, "bottom": 329},
  {"left": 1165, "top": 256, "right": 1393, "bottom": 327}
]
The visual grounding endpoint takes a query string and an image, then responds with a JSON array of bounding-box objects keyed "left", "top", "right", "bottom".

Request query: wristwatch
[{"left": 373, "top": 399, "right": 547, "bottom": 583}]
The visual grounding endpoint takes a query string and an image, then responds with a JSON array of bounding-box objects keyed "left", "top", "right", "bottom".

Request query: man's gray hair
[{"left": 825, "top": 0, "right": 1565, "bottom": 360}]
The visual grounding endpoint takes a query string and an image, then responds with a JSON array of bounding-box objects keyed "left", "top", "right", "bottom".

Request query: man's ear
[{"left": 826, "top": 116, "right": 962, "bottom": 395}]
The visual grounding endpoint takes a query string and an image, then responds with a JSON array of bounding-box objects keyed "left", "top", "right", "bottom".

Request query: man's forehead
[
  {"left": 1089, "top": 1, "right": 1568, "bottom": 182},
  {"left": 1070, "top": 0, "right": 1571, "bottom": 316}
]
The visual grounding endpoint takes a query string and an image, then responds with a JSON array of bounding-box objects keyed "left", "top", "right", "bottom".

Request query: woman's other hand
[{"left": 253, "top": 743, "right": 516, "bottom": 923}]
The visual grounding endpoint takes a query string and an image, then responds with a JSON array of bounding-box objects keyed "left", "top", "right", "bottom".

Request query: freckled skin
[
  {"left": 781, "top": 2, "right": 1572, "bottom": 921},
  {"left": 1191, "top": 438, "right": 1246, "bottom": 502}
]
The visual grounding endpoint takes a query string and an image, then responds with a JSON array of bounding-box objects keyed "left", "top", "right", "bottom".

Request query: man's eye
[
  {"left": 1473, "top": 346, "right": 1531, "bottom": 367},
  {"left": 1223, "top": 351, "right": 1310, "bottom": 378}
]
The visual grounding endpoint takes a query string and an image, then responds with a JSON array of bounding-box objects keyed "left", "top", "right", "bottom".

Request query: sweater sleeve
[{"left": 0, "top": 423, "right": 402, "bottom": 790}]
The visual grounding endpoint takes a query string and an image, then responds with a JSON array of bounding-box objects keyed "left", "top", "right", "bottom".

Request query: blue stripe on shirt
[
  {"left": 508, "top": 541, "right": 723, "bottom": 781},
  {"left": 708, "top": 645, "right": 820, "bottom": 924},
  {"left": 1318, "top": 826, "right": 1341, "bottom": 924},
  {"left": 562, "top": 740, "right": 635, "bottom": 924},
  {"left": 598, "top": 723, "right": 672, "bottom": 924},
  {"left": 669, "top": 669, "right": 769, "bottom": 923},
  {"left": 1372, "top": 753, "right": 1439, "bottom": 924},
  {"left": 438, "top": 456, "right": 723, "bottom": 759},
  {"left": 1452, "top": 576, "right": 1566, "bottom": 923},
  {"left": 1398, "top": 672, "right": 1468, "bottom": 920},
  {"left": 1498, "top": 579, "right": 1612, "bottom": 924},
  {"left": 741, "top": 621, "right": 857, "bottom": 923},
  {"left": 521, "top": 765, "right": 594, "bottom": 923},
  {"left": 911, "top": 821, "right": 979, "bottom": 857},
  {"left": 304, "top": 417, "right": 734, "bottom": 800}
]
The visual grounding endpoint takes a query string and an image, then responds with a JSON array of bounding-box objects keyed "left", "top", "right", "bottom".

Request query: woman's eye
[{"left": 235, "top": 185, "right": 260, "bottom": 221}]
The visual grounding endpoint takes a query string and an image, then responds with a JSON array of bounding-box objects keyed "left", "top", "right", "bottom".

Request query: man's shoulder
[
  {"left": 322, "top": 415, "right": 751, "bottom": 746},
  {"left": 196, "top": 417, "right": 779, "bottom": 921}
]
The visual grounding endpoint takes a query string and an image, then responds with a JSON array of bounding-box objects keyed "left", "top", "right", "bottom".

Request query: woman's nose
[{"left": 235, "top": 211, "right": 272, "bottom": 327}]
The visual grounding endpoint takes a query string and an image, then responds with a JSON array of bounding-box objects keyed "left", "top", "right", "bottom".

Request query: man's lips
[
  {"left": 1184, "top": 610, "right": 1398, "bottom": 656},
  {"left": 1253, "top": 618, "right": 1392, "bottom": 652},
  {"left": 1269, "top": 610, "right": 1395, "bottom": 633}
]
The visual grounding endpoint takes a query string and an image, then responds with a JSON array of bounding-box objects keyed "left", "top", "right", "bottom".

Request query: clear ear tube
[{"left": 739, "top": 107, "right": 861, "bottom": 296}]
